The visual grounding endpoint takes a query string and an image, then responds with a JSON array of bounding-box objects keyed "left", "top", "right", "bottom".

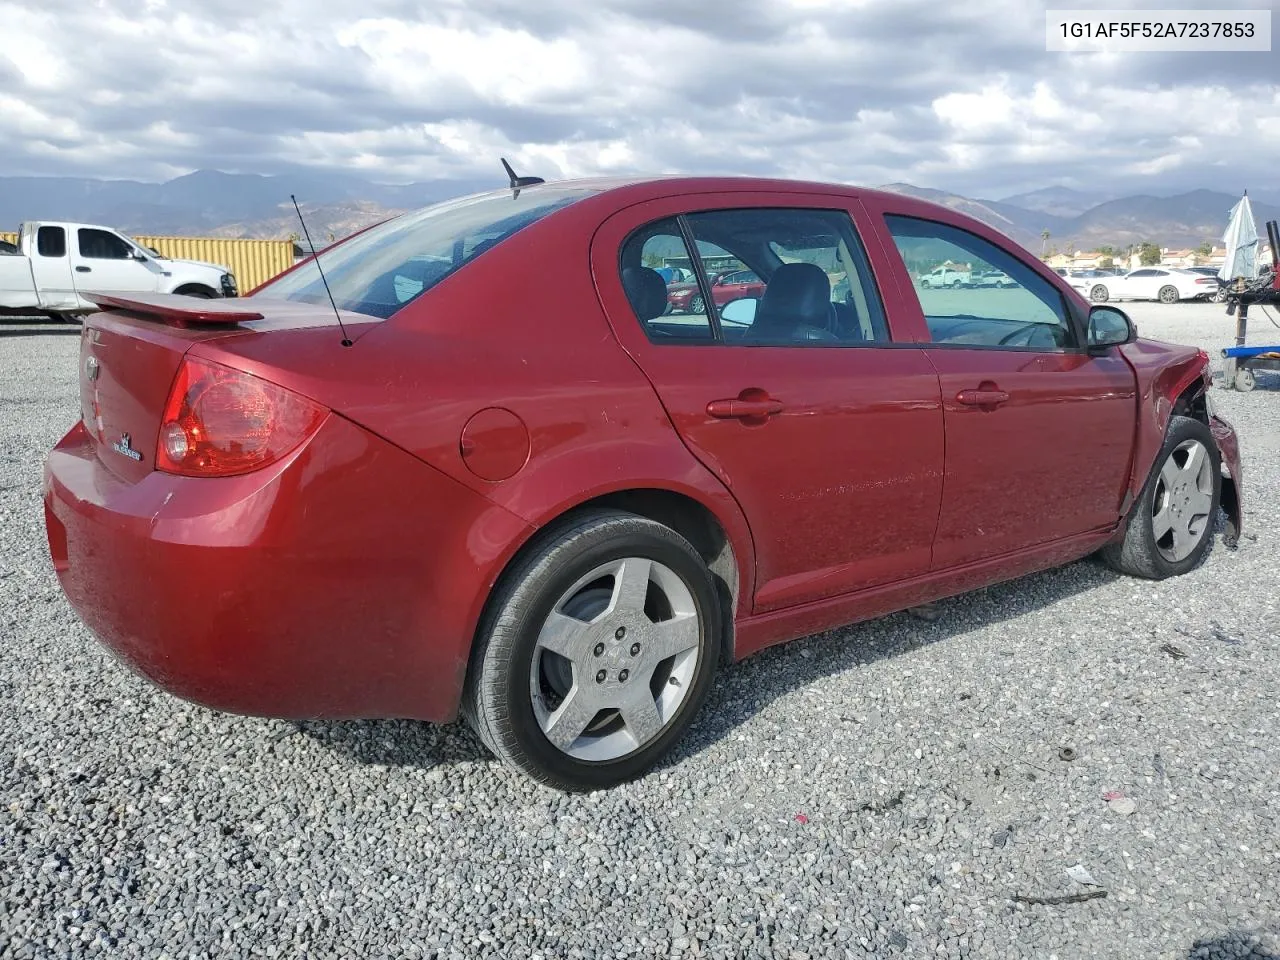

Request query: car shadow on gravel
[
  {"left": 298, "top": 554, "right": 1132, "bottom": 775},
  {"left": 290, "top": 715, "right": 488, "bottom": 769},
  {"left": 300, "top": 523, "right": 1247, "bottom": 775},
  {"left": 660, "top": 555, "right": 1131, "bottom": 770},
  {"left": 0, "top": 325, "right": 80, "bottom": 337},
  {"left": 1188, "top": 932, "right": 1279, "bottom": 959}
]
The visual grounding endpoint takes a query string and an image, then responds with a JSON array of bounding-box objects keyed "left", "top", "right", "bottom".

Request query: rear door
[
  {"left": 592, "top": 193, "right": 944, "bottom": 613},
  {"left": 866, "top": 205, "right": 1137, "bottom": 570},
  {"left": 72, "top": 227, "right": 161, "bottom": 295},
  {"left": 25, "top": 224, "right": 78, "bottom": 310}
]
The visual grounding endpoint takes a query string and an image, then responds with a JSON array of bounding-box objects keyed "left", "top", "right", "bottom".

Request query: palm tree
[{"left": 1041, "top": 229, "right": 1051, "bottom": 256}]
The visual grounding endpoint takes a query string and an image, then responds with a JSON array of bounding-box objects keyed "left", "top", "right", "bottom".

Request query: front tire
[
  {"left": 1100, "top": 416, "right": 1220, "bottom": 580},
  {"left": 173, "top": 286, "right": 216, "bottom": 299},
  {"left": 463, "top": 510, "right": 721, "bottom": 791}
]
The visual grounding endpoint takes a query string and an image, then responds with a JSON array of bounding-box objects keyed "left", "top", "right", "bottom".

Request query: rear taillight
[
  {"left": 1195, "top": 278, "right": 1215, "bottom": 284},
  {"left": 157, "top": 357, "right": 327, "bottom": 477}
]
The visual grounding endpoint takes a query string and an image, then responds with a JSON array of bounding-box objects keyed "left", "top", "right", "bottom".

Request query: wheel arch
[
  {"left": 171, "top": 283, "right": 218, "bottom": 298},
  {"left": 1118, "top": 349, "right": 1238, "bottom": 539},
  {"left": 467, "top": 483, "right": 752, "bottom": 690},
  {"left": 1126, "top": 356, "right": 1208, "bottom": 496}
]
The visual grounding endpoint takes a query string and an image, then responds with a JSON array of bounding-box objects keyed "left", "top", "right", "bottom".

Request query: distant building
[
  {"left": 1070, "top": 250, "right": 1115, "bottom": 270},
  {"left": 1160, "top": 248, "right": 1196, "bottom": 268}
]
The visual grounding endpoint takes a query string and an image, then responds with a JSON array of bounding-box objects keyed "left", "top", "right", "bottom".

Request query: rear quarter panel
[{"left": 194, "top": 196, "right": 758, "bottom": 629}]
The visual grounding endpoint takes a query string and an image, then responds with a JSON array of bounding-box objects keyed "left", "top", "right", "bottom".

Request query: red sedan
[
  {"left": 667, "top": 269, "right": 767, "bottom": 314},
  {"left": 44, "top": 176, "right": 1243, "bottom": 791}
]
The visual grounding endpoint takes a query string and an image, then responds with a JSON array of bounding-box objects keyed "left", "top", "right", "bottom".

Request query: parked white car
[
  {"left": 972, "top": 269, "right": 1016, "bottom": 288},
  {"left": 0, "top": 221, "right": 236, "bottom": 320},
  {"left": 1073, "top": 267, "right": 1217, "bottom": 304},
  {"left": 918, "top": 266, "right": 971, "bottom": 288}
]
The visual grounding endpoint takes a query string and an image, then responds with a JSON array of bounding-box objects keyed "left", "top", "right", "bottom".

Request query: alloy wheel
[
  {"left": 1151, "top": 438, "right": 1214, "bottom": 562},
  {"left": 530, "top": 557, "right": 701, "bottom": 762}
]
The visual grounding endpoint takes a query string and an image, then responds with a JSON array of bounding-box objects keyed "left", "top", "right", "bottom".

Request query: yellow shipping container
[{"left": 0, "top": 232, "right": 294, "bottom": 294}]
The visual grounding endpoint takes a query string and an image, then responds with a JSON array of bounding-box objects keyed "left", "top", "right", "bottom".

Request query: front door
[
  {"left": 70, "top": 227, "right": 161, "bottom": 295},
  {"left": 874, "top": 210, "right": 1137, "bottom": 569},
  {"left": 593, "top": 195, "right": 945, "bottom": 613}
]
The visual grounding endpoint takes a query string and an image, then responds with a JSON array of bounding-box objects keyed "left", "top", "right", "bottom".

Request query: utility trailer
[{"left": 1221, "top": 218, "right": 1280, "bottom": 392}]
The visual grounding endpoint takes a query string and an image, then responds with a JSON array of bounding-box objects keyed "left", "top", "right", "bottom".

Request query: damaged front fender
[{"left": 1210, "top": 415, "right": 1243, "bottom": 547}]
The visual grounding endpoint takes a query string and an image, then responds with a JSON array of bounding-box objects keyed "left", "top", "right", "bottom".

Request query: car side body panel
[{"left": 41, "top": 175, "right": 1246, "bottom": 727}]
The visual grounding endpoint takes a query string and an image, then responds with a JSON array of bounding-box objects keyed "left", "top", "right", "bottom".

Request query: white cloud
[{"left": 0, "top": 0, "right": 1277, "bottom": 198}]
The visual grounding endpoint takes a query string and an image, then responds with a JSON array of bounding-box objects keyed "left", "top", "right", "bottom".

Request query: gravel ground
[{"left": 2, "top": 303, "right": 1278, "bottom": 960}]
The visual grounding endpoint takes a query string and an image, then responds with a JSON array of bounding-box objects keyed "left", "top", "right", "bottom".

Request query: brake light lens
[{"left": 157, "top": 357, "right": 327, "bottom": 477}]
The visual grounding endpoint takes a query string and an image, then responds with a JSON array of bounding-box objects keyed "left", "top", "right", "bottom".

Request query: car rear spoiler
[{"left": 84, "top": 292, "right": 264, "bottom": 325}]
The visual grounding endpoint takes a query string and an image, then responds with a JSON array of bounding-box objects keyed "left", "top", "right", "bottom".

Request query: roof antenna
[
  {"left": 501, "top": 157, "right": 544, "bottom": 197},
  {"left": 291, "top": 194, "right": 352, "bottom": 347}
]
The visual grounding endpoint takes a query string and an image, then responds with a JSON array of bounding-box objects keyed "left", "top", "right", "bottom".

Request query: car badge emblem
[
  {"left": 112, "top": 433, "right": 143, "bottom": 462},
  {"left": 85, "top": 355, "right": 100, "bottom": 381}
]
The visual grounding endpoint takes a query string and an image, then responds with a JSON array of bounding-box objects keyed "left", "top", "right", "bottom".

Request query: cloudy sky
[{"left": 1, "top": 0, "right": 1277, "bottom": 199}]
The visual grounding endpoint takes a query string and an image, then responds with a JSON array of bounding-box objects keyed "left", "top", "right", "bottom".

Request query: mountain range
[
  {"left": 0, "top": 170, "right": 1274, "bottom": 254},
  {"left": 876, "top": 184, "right": 1279, "bottom": 254}
]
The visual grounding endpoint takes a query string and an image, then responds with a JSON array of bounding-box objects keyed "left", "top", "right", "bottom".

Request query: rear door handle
[
  {"left": 706, "top": 397, "right": 785, "bottom": 420},
  {"left": 955, "top": 386, "right": 1010, "bottom": 407},
  {"left": 75, "top": 266, "right": 91, "bottom": 273}
]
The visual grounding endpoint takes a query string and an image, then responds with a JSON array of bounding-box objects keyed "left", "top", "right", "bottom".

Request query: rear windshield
[{"left": 253, "top": 184, "right": 597, "bottom": 319}]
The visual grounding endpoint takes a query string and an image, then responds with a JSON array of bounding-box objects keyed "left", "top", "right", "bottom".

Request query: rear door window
[
  {"left": 619, "top": 219, "right": 715, "bottom": 341},
  {"left": 619, "top": 207, "right": 888, "bottom": 346},
  {"left": 37, "top": 226, "right": 66, "bottom": 258}
]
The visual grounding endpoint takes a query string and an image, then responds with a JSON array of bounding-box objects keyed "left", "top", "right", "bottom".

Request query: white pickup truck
[
  {"left": 1, "top": 221, "right": 237, "bottom": 320},
  {"left": 917, "top": 265, "right": 972, "bottom": 288}
]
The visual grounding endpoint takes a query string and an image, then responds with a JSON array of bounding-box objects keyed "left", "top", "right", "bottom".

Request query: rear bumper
[
  {"left": 1210, "top": 414, "right": 1243, "bottom": 544},
  {"left": 43, "top": 417, "right": 532, "bottom": 722}
]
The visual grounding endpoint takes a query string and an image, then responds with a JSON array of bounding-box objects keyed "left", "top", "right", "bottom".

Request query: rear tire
[
  {"left": 1090, "top": 285, "right": 1109, "bottom": 303},
  {"left": 462, "top": 509, "right": 721, "bottom": 791},
  {"left": 688, "top": 294, "right": 705, "bottom": 315},
  {"left": 1158, "top": 285, "right": 1179, "bottom": 304},
  {"left": 1100, "top": 416, "right": 1220, "bottom": 580}
]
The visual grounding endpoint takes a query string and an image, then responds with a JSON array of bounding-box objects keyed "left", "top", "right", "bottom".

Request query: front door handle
[
  {"left": 955, "top": 384, "right": 1010, "bottom": 407},
  {"left": 75, "top": 266, "right": 91, "bottom": 273},
  {"left": 706, "top": 397, "right": 785, "bottom": 420}
]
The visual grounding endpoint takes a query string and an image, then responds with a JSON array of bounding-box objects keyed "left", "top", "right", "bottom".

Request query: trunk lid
[{"left": 78, "top": 294, "right": 374, "bottom": 482}]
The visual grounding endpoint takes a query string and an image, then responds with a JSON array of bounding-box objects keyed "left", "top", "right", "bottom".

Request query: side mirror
[
  {"left": 720, "top": 298, "right": 757, "bottom": 326},
  {"left": 1087, "top": 305, "right": 1137, "bottom": 354},
  {"left": 131, "top": 252, "right": 149, "bottom": 262}
]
